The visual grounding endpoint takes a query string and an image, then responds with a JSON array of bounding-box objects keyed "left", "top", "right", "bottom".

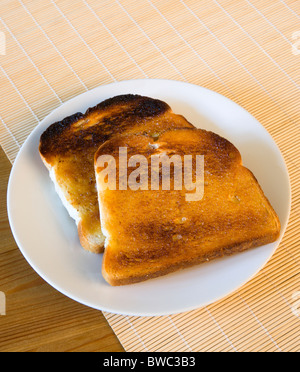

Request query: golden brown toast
[
  {"left": 39, "top": 95, "right": 195, "bottom": 253},
  {"left": 95, "top": 128, "right": 281, "bottom": 285}
]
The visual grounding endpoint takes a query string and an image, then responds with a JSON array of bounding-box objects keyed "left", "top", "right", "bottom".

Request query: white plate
[{"left": 7, "top": 79, "right": 291, "bottom": 316}]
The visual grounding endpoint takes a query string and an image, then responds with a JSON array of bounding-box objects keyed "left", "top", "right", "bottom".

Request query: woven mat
[{"left": 0, "top": 0, "right": 299, "bottom": 352}]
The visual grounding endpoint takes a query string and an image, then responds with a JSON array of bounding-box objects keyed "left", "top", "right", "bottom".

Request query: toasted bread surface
[
  {"left": 39, "top": 95, "right": 195, "bottom": 252},
  {"left": 95, "top": 128, "right": 281, "bottom": 285}
]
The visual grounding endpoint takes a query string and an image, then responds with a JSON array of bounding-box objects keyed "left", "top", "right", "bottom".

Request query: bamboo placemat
[{"left": 0, "top": 0, "right": 299, "bottom": 352}]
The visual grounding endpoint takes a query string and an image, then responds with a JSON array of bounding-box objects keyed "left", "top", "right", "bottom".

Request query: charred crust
[
  {"left": 207, "top": 131, "right": 238, "bottom": 154},
  {"left": 39, "top": 112, "right": 83, "bottom": 156},
  {"left": 39, "top": 94, "right": 170, "bottom": 157},
  {"left": 87, "top": 94, "right": 140, "bottom": 113},
  {"left": 87, "top": 94, "right": 170, "bottom": 116}
]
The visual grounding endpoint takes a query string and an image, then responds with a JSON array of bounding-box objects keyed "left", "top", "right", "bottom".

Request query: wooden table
[{"left": 0, "top": 147, "right": 123, "bottom": 352}]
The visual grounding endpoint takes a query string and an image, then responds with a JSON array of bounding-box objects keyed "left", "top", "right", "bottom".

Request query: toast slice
[
  {"left": 95, "top": 128, "right": 281, "bottom": 285},
  {"left": 39, "top": 95, "right": 195, "bottom": 253}
]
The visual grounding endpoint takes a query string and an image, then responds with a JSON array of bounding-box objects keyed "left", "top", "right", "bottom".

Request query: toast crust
[
  {"left": 39, "top": 95, "right": 195, "bottom": 252},
  {"left": 39, "top": 95, "right": 172, "bottom": 159},
  {"left": 95, "top": 128, "right": 281, "bottom": 285},
  {"left": 102, "top": 235, "right": 279, "bottom": 286}
]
